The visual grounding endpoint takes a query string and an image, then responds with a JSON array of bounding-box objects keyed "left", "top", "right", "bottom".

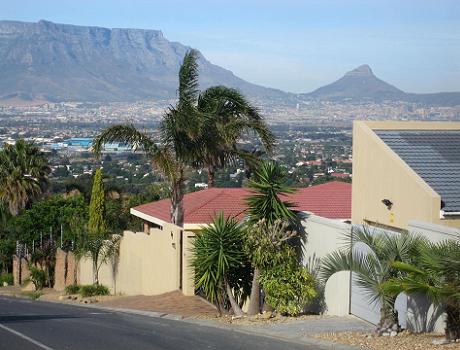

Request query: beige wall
[
  {"left": 352, "top": 121, "right": 460, "bottom": 230},
  {"left": 182, "top": 230, "right": 197, "bottom": 296},
  {"left": 80, "top": 223, "right": 181, "bottom": 295},
  {"left": 302, "top": 214, "right": 351, "bottom": 316}
]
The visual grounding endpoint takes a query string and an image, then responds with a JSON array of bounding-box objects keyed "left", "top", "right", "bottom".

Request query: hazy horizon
[{"left": 2, "top": 0, "right": 459, "bottom": 94}]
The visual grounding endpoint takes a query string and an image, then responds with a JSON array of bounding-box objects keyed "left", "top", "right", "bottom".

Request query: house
[
  {"left": 117, "top": 181, "right": 350, "bottom": 297},
  {"left": 131, "top": 181, "right": 352, "bottom": 233},
  {"left": 352, "top": 121, "right": 460, "bottom": 231}
]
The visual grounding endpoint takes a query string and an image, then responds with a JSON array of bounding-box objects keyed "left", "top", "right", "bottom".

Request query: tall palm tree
[
  {"left": 245, "top": 160, "right": 298, "bottom": 315},
  {"left": 320, "top": 227, "right": 424, "bottom": 333},
  {"left": 93, "top": 51, "right": 202, "bottom": 227},
  {"left": 194, "top": 86, "right": 275, "bottom": 188},
  {"left": 384, "top": 239, "right": 460, "bottom": 341},
  {"left": 0, "top": 139, "right": 50, "bottom": 216}
]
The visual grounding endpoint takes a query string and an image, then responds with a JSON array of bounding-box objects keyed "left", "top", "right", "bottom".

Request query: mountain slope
[
  {"left": 0, "top": 20, "right": 288, "bottom": 102},
  {"left": 303, "top": 65, "right": 460, "bottom": 105},
  {"left": 306, "top": 65, "right": 405, "bottom": 101}
]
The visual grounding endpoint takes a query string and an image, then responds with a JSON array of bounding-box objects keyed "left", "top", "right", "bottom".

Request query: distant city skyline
[{"left": 2, "top": 0, "right": 459, "bottom": 93}]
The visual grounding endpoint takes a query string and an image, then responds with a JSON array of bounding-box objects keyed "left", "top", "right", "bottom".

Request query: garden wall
[
  {"left": 54, "top": 248, "right": 79, "bottom": 291},
  {"left": 12, "top": 255, "right": 30, "bottom": 286},
  {"left": 79, "top": 223, "right": 182, "bottom": 295},
  {"left": 302, "top": 214, "right": 351, "bottom": 316}
]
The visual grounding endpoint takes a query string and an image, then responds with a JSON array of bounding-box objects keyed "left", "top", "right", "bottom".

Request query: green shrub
[
  {"left": 29, "top": 266, "right": 46, "bottom": 290},
  {"left": 79, "top": 284, "right": 110, "bottom": 297},
  {"left": 22, "top": 291, "right": 43, "bottom": 300},
  {"left": 260, "top": 264, "right": 317, "bottom": 316},
  {"left": 64, "top": 284, "right": 80, "bottom": 295},
  {"left": 0, "top": 273, "right": 13, "bottom": 286}
]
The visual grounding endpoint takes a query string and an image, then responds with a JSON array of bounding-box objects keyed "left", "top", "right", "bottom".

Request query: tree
[
  {"left": 384, "top": 239, "right": 460, "bottom": 341},
  {"left": 0, "top": 139, "right": 50, "bottom": 216},
  {"left": 78, "top": 234, "right": 121, "bottom": 285},
  {"left": 93, "top": 51, "right": 203, "bottom": 228},
  {"left": 88, "top": 168, "right": 107, "bottom": 237},
  {"left": 192, "top": 213, "right": 250, "bottom": 316},
  {"left": 320, "top": 227, "right": 424, "bottom": 334},
  {"left": 194, "top": 86, "right": 275, "bottom": 188},
  {"left": 244, "top": 161, "right": 298, "bottom": 315}
]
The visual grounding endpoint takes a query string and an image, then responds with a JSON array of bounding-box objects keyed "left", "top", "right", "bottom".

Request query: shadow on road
[{"left": 0, "top": 314, "right": 81, "bottom": 323}]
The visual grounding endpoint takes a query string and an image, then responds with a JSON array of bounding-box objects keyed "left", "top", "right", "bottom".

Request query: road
[{"left": 0, "top": 296, "right": 317, "bottom": 350}]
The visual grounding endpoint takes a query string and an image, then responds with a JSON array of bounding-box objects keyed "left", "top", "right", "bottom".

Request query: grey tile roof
[{"left": 374, "top": 130, "right": 460, "bottom": 213}]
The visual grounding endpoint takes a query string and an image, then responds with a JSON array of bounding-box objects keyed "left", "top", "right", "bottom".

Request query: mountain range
[{"left": 0, "top": 20, "right": 459, "bottom": 106}]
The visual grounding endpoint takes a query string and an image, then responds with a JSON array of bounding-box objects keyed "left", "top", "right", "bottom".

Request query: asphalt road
[{"left": 0, "top": 296, "right": 317, "bottom": 350}]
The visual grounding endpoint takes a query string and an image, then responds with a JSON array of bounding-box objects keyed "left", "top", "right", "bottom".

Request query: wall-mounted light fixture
[{"left": 381, "top": 199, "right": 393, "bottom": 210}]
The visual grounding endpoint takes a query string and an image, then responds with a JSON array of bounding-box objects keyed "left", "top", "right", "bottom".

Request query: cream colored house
[{"left": 352, "top": 121, "right": 460, "bottom": 230}]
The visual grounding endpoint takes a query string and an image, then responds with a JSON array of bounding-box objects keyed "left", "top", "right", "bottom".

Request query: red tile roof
[{"left": 132, "top": 181, "right": 351, "bottom": 225}]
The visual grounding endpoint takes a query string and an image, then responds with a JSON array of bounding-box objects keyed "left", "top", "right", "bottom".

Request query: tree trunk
[
  {"left": 247, "top": 266, "right": 261, "bottom": 315},
  {"left": 225, "top": 279, "right": 244, "bottom": 317},
  {"left": 445, "top": 304, "right": 460, "bottom": 341},
  {"left": 93, "top": 260, "right": 99, "bottom": 285},
  {"left": 171, "top": 172, "right": 185, "bottom": 228},
  {"left": 377, "top": 301, "right": 399, "bottom": 335},
  {"left": 207, "top": 165, "right": 215, "bottom": 188}
]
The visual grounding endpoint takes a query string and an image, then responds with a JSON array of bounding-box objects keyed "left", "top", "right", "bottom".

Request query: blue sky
[{"left": 2, "top": 0, "right": 459, "bottom": 93}]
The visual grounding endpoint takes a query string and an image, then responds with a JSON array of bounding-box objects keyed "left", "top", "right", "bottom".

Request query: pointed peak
[{"left": 345, "top": 64, "right": 374, "bottom": 77}]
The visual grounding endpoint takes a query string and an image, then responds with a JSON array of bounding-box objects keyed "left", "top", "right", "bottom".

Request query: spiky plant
[
  {"left": 244, "top": 160, "right": 298, "bottom": 315},
  {"left": 192, "top": 212, "right": 250, "bottom": 316},
  {"left": 383, "top": 239, "right": 460, "bottom": 341}
]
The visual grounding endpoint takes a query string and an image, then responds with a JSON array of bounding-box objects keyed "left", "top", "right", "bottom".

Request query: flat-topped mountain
[
  {"left": 0, "top": 20, "right": 288, "bottom": 103},
  {"left": 0, "top": 20, "right": 458, "bottom": 106}
]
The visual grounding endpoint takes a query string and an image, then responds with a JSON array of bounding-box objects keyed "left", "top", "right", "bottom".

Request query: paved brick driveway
[{"left": 99, "top": 291, "right": 218, "bottom": 318}]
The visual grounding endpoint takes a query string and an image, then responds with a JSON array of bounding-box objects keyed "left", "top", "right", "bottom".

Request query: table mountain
[{"left": 0, "top": 20, "right": 288, "bottom": 103}]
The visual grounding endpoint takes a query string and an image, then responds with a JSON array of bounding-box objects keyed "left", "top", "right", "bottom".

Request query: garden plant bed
[
  {"left": 197, "top": 312, "right": 330, "bottom": 325},
  {"left": 312, "top": 331, "right": 460, "bottom": 350}
]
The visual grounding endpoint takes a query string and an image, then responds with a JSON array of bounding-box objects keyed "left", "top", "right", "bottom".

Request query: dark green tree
[{"left": 88, "top": 168, "right": 107, "bottom": 238}]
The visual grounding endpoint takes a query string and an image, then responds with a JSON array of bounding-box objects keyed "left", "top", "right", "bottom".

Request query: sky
[{"left": 2, "top": 0, "right": 459, "bottom": 93}]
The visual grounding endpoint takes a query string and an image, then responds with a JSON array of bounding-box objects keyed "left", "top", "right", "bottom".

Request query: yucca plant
[
  {"left": 245, "top": 160, "right": 299, "bottom": 315},
  {"left": 383, "top": 239, "right": 460, "bottom": 341},
  {"left": 192, "top": 212, "right": 250, "bottom": 316},
  {"left": 320, "top": 227, "right": 425, "bottom": 333}
]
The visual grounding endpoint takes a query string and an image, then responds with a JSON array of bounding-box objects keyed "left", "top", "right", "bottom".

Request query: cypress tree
[{"left": 88, "top": 168, "right": 107, "bottom": 238}]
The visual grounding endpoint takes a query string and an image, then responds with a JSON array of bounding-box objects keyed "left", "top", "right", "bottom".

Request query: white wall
[{"left": 302, "top": 214, "right": 352, "bottom": 316}]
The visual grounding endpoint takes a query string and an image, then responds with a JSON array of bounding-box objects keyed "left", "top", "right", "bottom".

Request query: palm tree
[
  {"left": 0, "top": 139, "right": 50, "bottom": 216},
  {"left": 93, "top": 51, "right": 202, "bottom": 227},
  {"left": 320, "top": 227, "right": 424, "bottom": 333},
  {"left": 384, "top": 239, "right": 460, "bottom": 341},
  {"left": 192, "top": 212, "right": 250, "bottom": 316},
  {"left": 245, "top": 160, "right": 298, "bottom": 315},
  {"left": 194, "top": 86, "right": 275, "bottom": 188}
]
